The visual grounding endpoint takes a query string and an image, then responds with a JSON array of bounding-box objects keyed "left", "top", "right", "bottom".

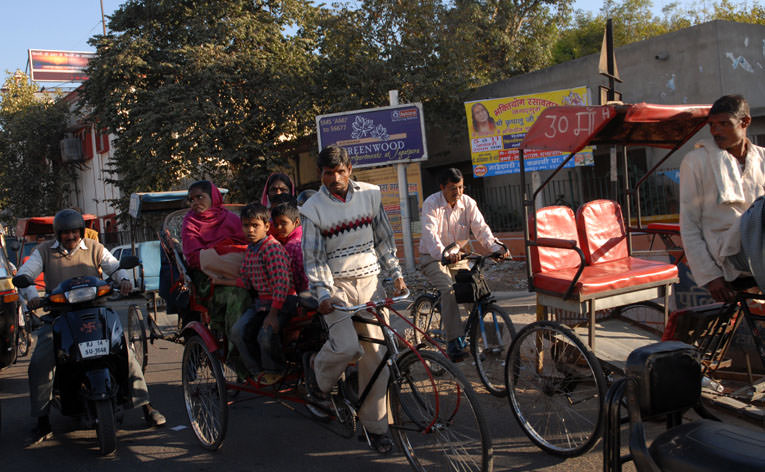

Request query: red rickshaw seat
[
  {"left": 530, "top": 205, "right": 581, "bottom": 274},
  {"left": 533, "top": 257, "right": 679, "bottom": 296},
  {"left": 532, "top": 201, "right": 678, "bottom": 298}
]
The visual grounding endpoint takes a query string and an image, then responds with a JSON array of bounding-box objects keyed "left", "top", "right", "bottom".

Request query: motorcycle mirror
[
  {"left": 119, "top": 255, "right": 140, "bottom": 270},
  {"left": 12, "top": 274, "right": 33, "bottom": 288}
]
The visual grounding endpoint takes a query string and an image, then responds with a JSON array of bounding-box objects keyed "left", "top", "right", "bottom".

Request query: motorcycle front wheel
[{"left": 94, "top": 399, "right": 117, "bottom": 455}]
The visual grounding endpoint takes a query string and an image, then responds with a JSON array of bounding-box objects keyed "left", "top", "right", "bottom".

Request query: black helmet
[
  {"left": 53, "top": 209, "right": 85, "bottom": 240},
  {"left": 296, "top": 189, "right": 317, "bottom": 206}
]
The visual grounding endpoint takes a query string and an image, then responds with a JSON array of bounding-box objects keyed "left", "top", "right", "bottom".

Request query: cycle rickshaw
[
  {"left": 156, "top": 200, "right": 494, "bottom": 471},
  {"left": 505, "top": 102, "right": 712, "bottom": 457}
]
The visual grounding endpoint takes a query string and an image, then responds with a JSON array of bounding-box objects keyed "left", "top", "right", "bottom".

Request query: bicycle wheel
[
  {"left": 390, "top": 350, "right": 493, "bottom": 472},
  {"left": 16, "top": 306, "right": 30, "bottom": 358},
  {"left": 505, "top": 321, "right": 606, "bottom": 457},
  {"left": 470, "top": 303, "right": 515, "bottom": 397},
  {"left": 127, "top": 305, "right": 148, "bottom": 372},
  {"left": 182, "top": 335, "right": 228, "bottom": 450},
  {"left": 411, "top": 294, "right": 444, "bottom": 347}
]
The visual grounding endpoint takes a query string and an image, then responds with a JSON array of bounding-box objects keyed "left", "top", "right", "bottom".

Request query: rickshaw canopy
[
  {"left": 129, "top": 189, "right": 228, "bottom": 219},
  {"left": 20, "top": 214, "right": 98, "bottom": 237},
  {"left": 520, "top": 103, "right": 711, "bottom": 153}
]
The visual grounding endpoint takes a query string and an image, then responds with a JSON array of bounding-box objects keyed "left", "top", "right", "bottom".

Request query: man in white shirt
[
  {"left": 680, "top": 94, "right": 765, "bottom": 302},
  {"left": 418, "top": 168, "right": 508, "bottom": 361}
]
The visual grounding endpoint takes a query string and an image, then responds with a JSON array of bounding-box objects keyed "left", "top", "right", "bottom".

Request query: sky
[{"left": 0, "top": 0, "right": 674, "bottom": 88}]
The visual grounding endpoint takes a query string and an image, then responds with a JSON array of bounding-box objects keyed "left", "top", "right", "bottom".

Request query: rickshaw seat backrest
[
  {"left": 576, "top": 199, "right": 629, "bottom": 265},
  {"left": 531, "top": 206, "right": 581, "bottom": 274},
  {"left": 625, "top": 341, "right": 700, "bottom": 417}
]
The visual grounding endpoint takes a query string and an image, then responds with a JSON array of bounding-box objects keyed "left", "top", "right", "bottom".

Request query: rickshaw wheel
[
  {"left": 127, "top": 305, "right": 148, "bottom": 372},
  {"left": 182, "top": 335, "right": 228, "bottom": 450},
  {"left": 505, "top": 321, "right": 606, "bottom": 457}
]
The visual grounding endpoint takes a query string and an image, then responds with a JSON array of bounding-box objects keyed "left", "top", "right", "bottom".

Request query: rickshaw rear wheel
[
  {"left": 182, "top": 335, "right": 228, "bottom": 450},
  {"left": 505, "top": 321, "right": 606, "bottom": 457}
]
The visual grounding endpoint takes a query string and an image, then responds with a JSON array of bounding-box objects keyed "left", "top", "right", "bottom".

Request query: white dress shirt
[
  {"left": 18, "top": 239, "right": 128, "bottom": 300},
  {"left": 419, "top": 191, "right": 501, "bottom": 260}
]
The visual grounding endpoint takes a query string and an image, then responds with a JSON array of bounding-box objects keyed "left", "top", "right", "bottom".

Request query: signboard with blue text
[
  {"left": 316, "top": 103, "right": 428, "bottom": 169},
  {"left": 464, "top": 87, "right": 594, "bottom": 177}
]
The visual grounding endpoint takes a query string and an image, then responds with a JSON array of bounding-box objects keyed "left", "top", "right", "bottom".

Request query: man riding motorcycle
[{"left": 17, "top": 209, "right": 166, "bottom": 445}]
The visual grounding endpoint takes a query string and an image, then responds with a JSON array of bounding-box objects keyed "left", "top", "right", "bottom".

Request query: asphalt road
[{"left": 0, "top": 295, "right": 628, "bottom": 472}]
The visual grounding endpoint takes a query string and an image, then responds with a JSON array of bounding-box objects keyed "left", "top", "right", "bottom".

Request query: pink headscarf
[
  {"left": 182, "top": 181, "right": 246, "bottom": 269},
  {"left": 260, "top": 173, "right": 296, "bottom": 208}
]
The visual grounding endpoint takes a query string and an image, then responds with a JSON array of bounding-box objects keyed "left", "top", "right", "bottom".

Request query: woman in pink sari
[{"left": 182, "top": 180, "right": 251, "bottom": 356}]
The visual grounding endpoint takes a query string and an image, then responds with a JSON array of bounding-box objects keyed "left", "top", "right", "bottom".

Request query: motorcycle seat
[{"left": 649, "top": 420, "right": 765, "bottom": 472}]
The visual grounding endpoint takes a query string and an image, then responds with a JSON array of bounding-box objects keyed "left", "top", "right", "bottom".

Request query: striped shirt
[{"left": 301, "top": 181, "right": 402, "bottom": 302}]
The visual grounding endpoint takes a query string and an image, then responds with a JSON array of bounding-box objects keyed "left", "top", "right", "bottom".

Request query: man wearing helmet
[{"left": 17, "top": 209, "right": 166, "bottom": 445}]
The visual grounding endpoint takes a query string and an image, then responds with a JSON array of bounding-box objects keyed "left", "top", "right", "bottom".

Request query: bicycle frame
[{"left": 335, "top": 291, "right": 458, "bottom": 433}]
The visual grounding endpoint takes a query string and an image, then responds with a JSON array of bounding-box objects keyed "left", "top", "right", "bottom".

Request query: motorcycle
[{"left": 13, "top": 256, "right": 140, "bottom": 455}]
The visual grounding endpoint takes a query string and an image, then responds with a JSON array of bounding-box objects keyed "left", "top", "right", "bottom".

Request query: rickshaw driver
[
  {"left": 300, "top": 145, "right": 407, "bottom": 455},
  {"left": 18, "top": 209, "right": 166, "bottom": 445},
  {"left": 680, "top": 94, "right": 765, "bottom": 303},
  {"left": 418, "top": 167, "right": 509, "bottom": 362}
]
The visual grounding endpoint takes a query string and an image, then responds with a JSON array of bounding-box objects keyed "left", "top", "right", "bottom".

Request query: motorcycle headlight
[{"left": 65, "top": 287, "right": 97, "bottom": 304}]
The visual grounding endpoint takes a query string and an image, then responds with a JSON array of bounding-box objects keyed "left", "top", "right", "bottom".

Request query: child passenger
[
  {"left": 270, "top": 201, "right": 309, "bottom": 293},
  {"left": 230, "top": 203, "right": 296, "bottom": 384}
]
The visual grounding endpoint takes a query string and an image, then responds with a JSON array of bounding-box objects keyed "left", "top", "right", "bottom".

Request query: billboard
[
  {"left": 316, "top": 103, "right": 427, "bottom": 169},
  {"left": 464, "top": 87, "right": 594, "bottom": 177},
  {"left": 353, "top": 163, "right": 423, "bottom": 236},
  {"left": 29, "top": 49, "right": 95, "bottom": 82}
]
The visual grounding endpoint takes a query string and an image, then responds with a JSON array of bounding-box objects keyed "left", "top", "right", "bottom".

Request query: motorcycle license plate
[{"left": 78, "top": 339, "right": 109, "bottom": 359}]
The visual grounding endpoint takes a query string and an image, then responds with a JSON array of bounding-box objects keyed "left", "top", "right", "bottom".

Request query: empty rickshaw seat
[{"left": 531, "top": 200, "right": 678, "bottom": 299}]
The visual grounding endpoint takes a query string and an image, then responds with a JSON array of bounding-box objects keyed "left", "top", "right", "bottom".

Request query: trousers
[
  {"left": 314, "top": 275, "right": 389, "bottom": 434},
  {"left": 419, "top": 254, "right": 470, "bottom": 341}
]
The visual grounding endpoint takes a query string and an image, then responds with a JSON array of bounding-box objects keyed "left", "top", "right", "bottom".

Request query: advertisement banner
[
  {"left": 316, "top": 103, "right": 427, "bottom": 169},
  {"left": 465, "top": 87, "right": 594, "bottom": 177},
  {"left": 353, "top": 163, "right": 423, "bottom": 237},
  {"left": 28, "top": 49, "right": 95, "bottom": 82}
]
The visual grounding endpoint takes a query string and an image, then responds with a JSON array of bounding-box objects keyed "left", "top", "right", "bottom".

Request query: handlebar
[
  {"left": 440, "top": 239, "right": 509, "bottom": 266},
  {"left": 331, "top": 289, "right": 410, "bottom": 313}
]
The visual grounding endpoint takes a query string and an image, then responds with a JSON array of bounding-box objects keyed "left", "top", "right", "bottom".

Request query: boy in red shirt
[
  {"left": 271, "top": 201, "right": 309, "bottom": 293},
  {"left": 230, "top": 203, "right": 296, "bottom": 384}
]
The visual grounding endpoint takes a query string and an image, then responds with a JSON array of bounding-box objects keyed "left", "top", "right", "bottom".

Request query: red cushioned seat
[
  {"left": 530, "top": 206, "right": 581, "bottom": 274},
  {"left": 533, "top": 256, "right": 678, "bottom": 296},
  {"left": 531, "top": 200, "right": 678, "bottom": 298},
  {"left": 576, "top": 199, "right": 629, "bottom": 264}
]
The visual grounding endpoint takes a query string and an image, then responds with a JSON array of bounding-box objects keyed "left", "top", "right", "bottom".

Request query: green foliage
[
  {"left": 309, "top": 0, "right": 575, "bottom": 146},
  {"left": 82, "top": 0, "right": 319, "bottom": 210},
  {"left": 0, "top": 72, "right": 74, "bottom": 223}
]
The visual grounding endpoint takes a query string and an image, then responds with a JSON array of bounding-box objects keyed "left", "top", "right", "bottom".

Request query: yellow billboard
[{"left": 464, "top": 87, "right": 594, "bottom": 177}]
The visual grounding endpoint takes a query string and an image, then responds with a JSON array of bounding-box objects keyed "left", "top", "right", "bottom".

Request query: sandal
[{"left": 368, "top": 432, "right": 394, "bottom": 455}]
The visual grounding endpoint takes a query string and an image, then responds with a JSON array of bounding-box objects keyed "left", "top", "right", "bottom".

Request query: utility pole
[
  {"left": 100, "top": 0, "right": 107, "bottom": 35},
  {"left": 390, "top": 90, "right": 416, "bottom": 273}
]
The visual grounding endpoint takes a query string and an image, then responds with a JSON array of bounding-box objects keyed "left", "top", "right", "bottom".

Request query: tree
[
  {"left": 82, "top": 0, "right": 319, "bottom": 210},
  {"left": 0, "top": 71, "right": 74, "bottom": 223},
  {"left": 309, "top": 0, "right": 575, "bottom": 146}
]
